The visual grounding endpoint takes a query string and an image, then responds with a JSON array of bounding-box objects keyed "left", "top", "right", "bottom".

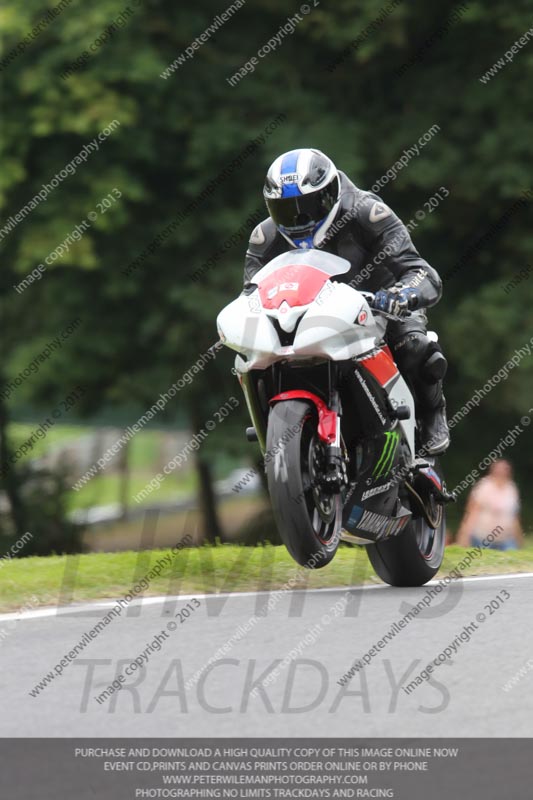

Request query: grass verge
[{"left": 1, "top": 542, "right": 532, "bottom": 613}]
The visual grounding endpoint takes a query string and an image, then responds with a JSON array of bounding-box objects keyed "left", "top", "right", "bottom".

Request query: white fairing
[
  {"left": 216, "top": 294, "right": 280, "bottom": 370},
  {"left": 217, "top": 251, "right": 385, "bottom": 369},
  {"left": 216, "top": 250, "right": 416, "bottom": 455},
  {"left": 296, "top": 282, "right": 380, "bottom": 360},
  {"left": 388, "top": 373, "right": 416, "bottom": 457}
]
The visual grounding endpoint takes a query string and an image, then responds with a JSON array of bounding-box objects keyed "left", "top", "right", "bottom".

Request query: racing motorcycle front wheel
[{"left": 265, "top": 399, "right": 342, "bottom": 568}]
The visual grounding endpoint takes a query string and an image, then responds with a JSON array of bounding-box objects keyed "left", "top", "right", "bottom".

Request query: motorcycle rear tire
[{"left": 366, "top": 473, "right": 446, "bottom": 587}]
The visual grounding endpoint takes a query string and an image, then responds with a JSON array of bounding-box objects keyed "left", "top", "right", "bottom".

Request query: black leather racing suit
[{"left": 243, "top": 172, "right": 448, "bottom": 449}]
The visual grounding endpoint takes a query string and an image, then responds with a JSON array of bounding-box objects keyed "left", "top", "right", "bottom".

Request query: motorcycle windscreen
[{"left": 252, "top": 250, "right": 351, "bottom": 284}]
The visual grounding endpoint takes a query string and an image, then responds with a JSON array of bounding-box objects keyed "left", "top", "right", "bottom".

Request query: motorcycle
[{"left": 217, "top": 249, "right": 453, "bottom": 586}]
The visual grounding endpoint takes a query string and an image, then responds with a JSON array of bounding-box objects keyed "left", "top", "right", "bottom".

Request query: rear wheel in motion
[
  {"left": 366, "top": 460, "right": 446, "bottom": 586},
  {"left": 366, "top": 514, "right": 446, "bottom": 587}
]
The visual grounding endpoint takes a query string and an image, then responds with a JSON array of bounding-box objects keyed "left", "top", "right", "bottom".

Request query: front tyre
[{"left": 266, "top": 400, "right": 341, "bottom": 568}]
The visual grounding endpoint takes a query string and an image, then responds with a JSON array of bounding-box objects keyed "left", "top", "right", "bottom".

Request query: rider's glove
[{"left": 372, "top": 286, "right": 419, "bottom": 316}]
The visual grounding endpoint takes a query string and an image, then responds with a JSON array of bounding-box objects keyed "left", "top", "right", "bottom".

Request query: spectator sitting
[{"left": 455, "top": 460, "right": 523, "bottom": 550}]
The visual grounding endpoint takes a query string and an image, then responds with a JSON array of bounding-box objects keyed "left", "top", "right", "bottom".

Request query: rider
[{"left": 242, "top": 148, "right": 449, "bottom": 454}]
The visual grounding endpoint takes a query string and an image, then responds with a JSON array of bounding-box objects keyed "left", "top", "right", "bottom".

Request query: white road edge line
[{"left": 1, "top": 572, "right": 533, "bottom": 623}]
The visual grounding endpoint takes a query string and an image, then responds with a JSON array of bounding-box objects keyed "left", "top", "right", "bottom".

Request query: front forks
[{"left": 323, "top": 414, "right": 349, "bottom": 493}]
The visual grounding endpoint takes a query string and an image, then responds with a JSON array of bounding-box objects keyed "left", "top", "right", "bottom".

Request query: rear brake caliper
[
  {"left": 415, "top": 462, "right": 456, "bottom": 504},
  {"left": 406, "top": 461, "right": 455, "bottom": 527}
]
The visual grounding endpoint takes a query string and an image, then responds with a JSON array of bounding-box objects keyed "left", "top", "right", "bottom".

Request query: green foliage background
[{"left": 1, "top": 0, "right": 532, "bottom": 534}]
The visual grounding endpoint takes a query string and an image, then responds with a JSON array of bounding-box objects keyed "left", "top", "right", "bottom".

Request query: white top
[{"left": 469, "top": 477, "right": 520, "bottom": 540}]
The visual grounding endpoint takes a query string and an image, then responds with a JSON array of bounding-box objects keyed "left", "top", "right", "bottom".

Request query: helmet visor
[{"left": 266, "top": 176, "right": 339, "bottom": 235}]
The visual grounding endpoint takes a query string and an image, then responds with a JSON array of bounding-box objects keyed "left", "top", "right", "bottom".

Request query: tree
[{"left": 1, "top": 0, "right": 532, "bottom": 539}]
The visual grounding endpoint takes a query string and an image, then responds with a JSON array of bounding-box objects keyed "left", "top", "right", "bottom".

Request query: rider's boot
[
  {"left": 389, "top": 327, "right": 450, "bottom": 456},
  {"left": 417, "top": 376, "right": 450, "bottom": 455}
]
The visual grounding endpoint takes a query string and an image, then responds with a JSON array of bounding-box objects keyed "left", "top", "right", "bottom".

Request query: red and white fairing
[
  {"left": 217, "top": 250, "right": 416, "bottom": 455},
  {"left": 217, "top": 251, "right": 379, "bottom": 363}
]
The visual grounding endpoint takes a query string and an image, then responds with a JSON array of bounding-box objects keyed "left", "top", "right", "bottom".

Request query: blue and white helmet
[{"left": 263, "top": 149, "right": 341, "bottom": 249}]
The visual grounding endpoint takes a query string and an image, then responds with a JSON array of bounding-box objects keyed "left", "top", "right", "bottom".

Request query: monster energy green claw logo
[{"left": 373, "top": 431, "right": 399, "bottom": 479}]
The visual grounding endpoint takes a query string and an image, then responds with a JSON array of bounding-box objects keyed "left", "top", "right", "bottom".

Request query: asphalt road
[{"left": 1, "top": 573, "right": 532, "bottom": 737}]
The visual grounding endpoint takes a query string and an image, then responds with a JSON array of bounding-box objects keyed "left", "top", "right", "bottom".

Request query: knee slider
[
  {"left": 393, "top": 333, "right": 447, "bottom": 383},
  {"left": 424, "top": 347, "right": 448, "bottom": 382}
]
